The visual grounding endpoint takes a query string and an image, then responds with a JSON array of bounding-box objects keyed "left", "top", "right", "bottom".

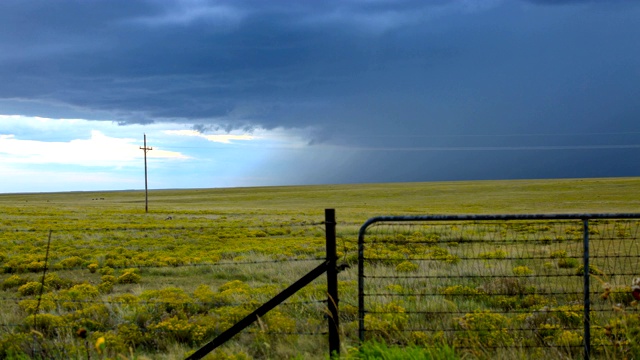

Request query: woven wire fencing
[
  {"left": 0, "top": 223, "right": 332, "bottom": 359},
  {"left": 358, "top": 215, "right": 640, "bottom": 359}
]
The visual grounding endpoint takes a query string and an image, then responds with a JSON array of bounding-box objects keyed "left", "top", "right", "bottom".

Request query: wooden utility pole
[{"left": 140, "top": 134, "right": 152, "bottom": 213}]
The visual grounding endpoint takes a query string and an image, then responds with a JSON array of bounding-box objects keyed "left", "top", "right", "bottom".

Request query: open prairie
[
  {"left": 3, "top": 177, "right": 638, "bottom": 222},
  {"left": 0, "top": 177, "right": 638, "bottom": 359}
]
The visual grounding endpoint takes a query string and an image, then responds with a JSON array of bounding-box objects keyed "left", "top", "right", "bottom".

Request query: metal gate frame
[{"left": 357, "top": 213, "right": 640, "bottom": 360}]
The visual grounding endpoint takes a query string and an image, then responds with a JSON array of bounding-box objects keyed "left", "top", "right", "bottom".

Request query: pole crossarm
[{"left": 139, "top": 133, "right": 153, "bottom": 153}]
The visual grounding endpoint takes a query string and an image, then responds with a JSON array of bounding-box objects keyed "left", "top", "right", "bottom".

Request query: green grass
[
  {"left": 2, "top": 177, "right": 639, "bottom": 218},
  {"left": 341, "top": 340, "right": 458, "bottom": 360},
  {"left": 0, "top": 177, "right": 638, "bottom": 359}
]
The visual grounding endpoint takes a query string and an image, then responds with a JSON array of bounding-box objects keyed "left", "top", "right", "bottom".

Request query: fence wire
[
  {"left": 359, "top": 217, "right": 640, "bottom": 359},
  {"left": 0, "top": 223, "right": 334, "bottom": 358}
]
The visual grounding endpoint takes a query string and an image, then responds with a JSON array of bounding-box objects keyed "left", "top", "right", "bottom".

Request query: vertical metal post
[
  {"left": 358, "top": 224, "right": 365, "bottom": 343},
  {"left": 325, "top": 209, "right": 340, "bottom": 357},
  {"left": 582, "top": 219, "right": 590, "bottom": 360}
]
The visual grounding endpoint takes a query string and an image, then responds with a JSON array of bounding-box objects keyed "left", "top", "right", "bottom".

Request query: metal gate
[{"left": 358, "top": 214, "right": 640, "bottom": 359}]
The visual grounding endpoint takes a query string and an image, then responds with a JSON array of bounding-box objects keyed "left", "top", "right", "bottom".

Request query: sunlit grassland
[
  {"left": 0, "top": 177, "right": 638, "bottom": 359},
  {"left": 3, "top": 176, "right": 639, "bottom": 219}
]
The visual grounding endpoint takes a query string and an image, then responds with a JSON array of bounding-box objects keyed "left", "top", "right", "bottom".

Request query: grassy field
[
  {"left": 0, "top": 177, "right": 639, "bottom": 359},
  {"left": 3, "top": 176, "right": 639, "bottom": 218}
]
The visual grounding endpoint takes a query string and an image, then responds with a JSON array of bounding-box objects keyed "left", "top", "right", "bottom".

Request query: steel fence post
[
  {"left": 325, "top": 209, "right": 340, "bottom": 357},
  {"left": 358, "top": 222, "right": 366, "bottom": 343},
  {"left": 583, "top": 219, "right": 590, "bottom": 360}
]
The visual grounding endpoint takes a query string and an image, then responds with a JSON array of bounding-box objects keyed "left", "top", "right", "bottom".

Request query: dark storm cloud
[
  {"left": 1, "top": 0, "right": 451, "bottom": 126},
  {"left": 1, "top": 1, "right": 359, "bottom": 122},
  {"left": 1, "top": 0, "right": 639, "bottom": 181}
]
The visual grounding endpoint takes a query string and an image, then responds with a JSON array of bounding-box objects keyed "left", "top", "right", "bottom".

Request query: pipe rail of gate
[{"left": 358, "top": 213, "right": 640, "bottom": 360}]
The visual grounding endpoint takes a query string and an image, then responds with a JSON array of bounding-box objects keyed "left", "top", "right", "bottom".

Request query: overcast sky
[{"left": 1, "top": 0, "right": 639, "bottom": 193}]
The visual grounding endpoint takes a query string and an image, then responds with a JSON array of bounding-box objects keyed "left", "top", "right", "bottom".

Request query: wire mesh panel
[
  {"left": 358, "top": 215, "right": 640, "bottom": 359},
  {"left": 588, "top": 219, "right": 640, "bottom": 357}
]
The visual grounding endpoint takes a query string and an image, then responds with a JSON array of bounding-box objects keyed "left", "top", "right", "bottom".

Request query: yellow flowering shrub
[
  {"left": 395, "top": 261, "right": 418, "bottom": 273},
  {"left": 116, "top": 269, "right": 141, "bottom": 284},
  {"left": 98, "top": 266, "right": 114, "bottom": 275},
  {"left": 54, "top": 256, "right": 86, "bottom": 270},
  {"left": 264, "top": 310, "right": 296, "bottom": 333},
  {"left": 140, "top": 287, "right": 199, "bottom": 316},
  {"left": 409, "top": 330, "right": 446, "bottom": 346},
  {"left": 2, "top": 274, "right": 28, "bottom": 290},
  {"left": 555, "top": 330, "right": 582, "bottom": 347},
  {"left": 18, "top": 281, "right": 45, "bottom": 296},
  {"left": 427, "top": 247, "right": 460, "bottom": 264},
  {"left": 149, "top": 316, "right": 207, "bottom": 344},
  {"left": 43, "top": 273, "right": 73, "bottom": 290},
  {"left": 67, "top": 304, "right": 112, "bottom": 331},
  {"left": 364, "top": 302, "right": 408, "bottom": 339},
  {"left": 117, "top": 323, "right": 148, "bottom": 347},
  {"left": 479, "top": 250, "right": 508, "bottom": 259},
  {"left": 18, "top": 298, "right": 55, "bottom": 314},
  {"left": 512, "top": 266, "right": 534, "bottom": 276},
  {"left": 454, "top": 311, "right": 513, "bottom": 348},
  {"left": 441, "top": 285, "right": 486, "bottom": 299},
  {"left": 90, "top": 331, "right": 129, "bottom": 356},
  {"left": 25, "top": 313, "right": 66, "bottom": 336}
]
